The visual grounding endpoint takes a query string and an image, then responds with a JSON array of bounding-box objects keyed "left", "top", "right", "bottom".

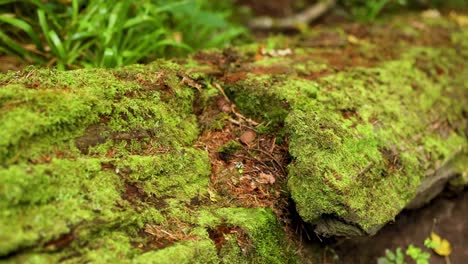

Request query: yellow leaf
[
  {"left": 430, "top": 232, "right": 452, "bottom": 256},
  {"left": 347, "top": 35, "right": 360, "bottom": 44},
  {"left": 294, "top": 23, "right": 308, "bottom": 34},
  {"left": 207, "top": 189, "right": 217, "bottom": 202},
  {"left": 449, "top": 11, "right": 468, "bottom": 26}
]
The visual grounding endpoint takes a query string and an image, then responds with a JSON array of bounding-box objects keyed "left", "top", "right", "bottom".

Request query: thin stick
[
  {"left": 251, "top": 148, "right": 286, "bottom": 175},
  {"left": 249, "top": 0, "right": 336, "bottom": 30},
  {"left": 269, "top": 137, "right": 276, "bottom": 153},
  {"left": 213, "top": 82, "right": 260, "bottom": 126}
]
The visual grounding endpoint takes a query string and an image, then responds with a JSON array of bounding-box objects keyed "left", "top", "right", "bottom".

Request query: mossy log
[{"left": 1, "top": 13, "right": 467, "bottom": 262}]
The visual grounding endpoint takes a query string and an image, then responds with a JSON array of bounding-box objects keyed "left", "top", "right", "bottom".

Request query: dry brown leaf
[
  {"left": 240, "top": 130, "right": 257, "bottom": 145},
  {"left": 259, "top": 172, "right": 276, "bottom": 185}
]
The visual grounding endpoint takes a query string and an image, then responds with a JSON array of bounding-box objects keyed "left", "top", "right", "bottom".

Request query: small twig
[
  {"left": 212, "top": 82, "right": 231, "bottom": 103},
  {"left": 269, "top": 137, "right": 276, "bottom": 153},
  {"left": 46, "top": 57, "right": 57, "bottom": 67},
  {"left": 357, "top": 162, "right": 373, "bottom": 178},
  {"left": 159, "top": 229, "right": 177, "bottom": 240},
  {"left": 213, "top": 82, "right": 260, "bottom": 126},
  {"left": 251, "top": 148, "right": 286, "bottom": 175},
  {"left": 229, "top": 118, "right": 242, "bottom": 125},
  {"left": 234, "top": 154, "right": 271, "bottom": 172},
  {"left": 180, "top": 75, "right": 202, "bottom": 92},
  {"left": 249, "top": 0, "right": 336, "bottom": 30},
  {"left": 231, "top": 108, "right": 260, "bottom": 126}
]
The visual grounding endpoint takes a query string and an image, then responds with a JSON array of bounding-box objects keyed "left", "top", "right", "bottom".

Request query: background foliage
[
  {"left": 0, "top": 0, "right": 247, "bottom": 69},
  {"left": 1, "top": 0, "right": 467, "bottom": 69}
]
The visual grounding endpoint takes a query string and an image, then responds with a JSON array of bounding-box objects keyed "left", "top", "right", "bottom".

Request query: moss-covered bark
[
  {"left": 0, "top": 63, "right": 296, "bottom": 263},
  {"left": 222, "top": 16, "right": 467, "bottom": 236},
  {"left": 0, "top": 12, "right": 467, "bottom": 263}
]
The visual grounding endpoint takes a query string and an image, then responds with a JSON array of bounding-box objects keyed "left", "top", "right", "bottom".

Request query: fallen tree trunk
[
  {"left": 0, "top": 13, "right": 467, "bottom": 262},
  {"left": 220, "top": 15, "right": 468, "bottom": 237}
]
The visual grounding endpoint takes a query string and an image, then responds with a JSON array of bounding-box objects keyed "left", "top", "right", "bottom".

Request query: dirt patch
[
  {"left": 138, "top": 218, "right": 198, "bottom": 251},
  {"left": 121, "top": 181, "right": 170, "bottom": 210},
  {"left": 208, "top": 224, "right": 250, "bottom": 253},
  {"left": 193, "top": 48, "right": 249, "bottom": 75},
  {"left": 44, "top": 232, "right": 75, "bottom": 251},
  {"left": 315, "top": 189, "right": 468, "bottom": 263},
  {"left": 0, "top": 55, "right": 25, "bottom": 73},
  {"left": 197, "top": 120, "right": 289, "bottom": 210}
]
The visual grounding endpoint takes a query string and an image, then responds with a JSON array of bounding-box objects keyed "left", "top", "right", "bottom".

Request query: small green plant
[
  {"left": 218, "top": 140, "right": 242, "bottom": 155},
  {"left": 424, "top": 237, "right": 438, "bottom": 249},
  {"left": 378, "top": 248, "right": 405, "bottom": 264},
  {"left": 378, "top": 244, "right": 431, "bottom": 264},
  {"left": 406, "top": 245, "right": 431, "bottom": 264},
  {"left": 0, "top": 0, "right": 247, "bottom": 69},
  {"left": 339, "top": 0, "right": 411, "bottom": 22}
]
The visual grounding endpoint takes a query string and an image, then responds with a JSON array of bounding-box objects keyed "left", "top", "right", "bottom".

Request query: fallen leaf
[
  {"left": 258, "top": 172, "right": 276, "bottom": 184},
  {"left": 216, "top": 97, "right": 231, "bottom": 113},
  {"left": 240, "top": 175, "right": 252, "bottom": 182},
  {"left": 347, "top": 34, "right": 360, "bottom": 44},
  {"left": 240, "top": 130, "right": 256, "bottom": 145},
  {"left": 207, "top": 189, "right": 218, "bottom": 202},
  {"left": 429, "top": 232, "right": 452, "bottom": 256},
  {"left": 449, "top": 11, "right": 468, "bottom": 26}
]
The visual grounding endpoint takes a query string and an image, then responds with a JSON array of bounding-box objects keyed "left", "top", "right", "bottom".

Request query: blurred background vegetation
[
  {"left": 0, "top": 0, "right": 466, "bottom": 70},
  {"left": 0, "top": 0, "right": 248, "bottom": 69}
]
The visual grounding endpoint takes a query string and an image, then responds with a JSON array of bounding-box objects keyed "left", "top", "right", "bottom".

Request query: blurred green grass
[
  {"left": 1, "top": 0, "right": 466, "bottom": 69},
  {"left": 0, "top": 0, "right": 248, "bottom": 69}
]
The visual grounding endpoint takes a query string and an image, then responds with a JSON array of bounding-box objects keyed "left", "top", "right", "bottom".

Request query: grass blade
[
  {"left": 47, "top": 30, "right": 66, "bottom": 61},
  {"left": 0, "top": 31, "right": 28, "bottom": 58},
  {"left": 0, "top": 15, "right": 43, "bottom": 50}
]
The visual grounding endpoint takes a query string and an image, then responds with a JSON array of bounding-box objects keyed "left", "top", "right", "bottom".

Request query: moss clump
[
  {"left": 290, "top": 50, "right": 466, "bottom": 234},
  {"left": 218, "top": 140, "right": 242, "bottom": 155},
  {"left": 134, "top": 240, "right": 219, "bottom": 264},
  {"left": 0, "top": 61, "right": 299, "bottom": 262},
  {"left": 0, "top": 63, "right": 213, "bottom": 261},
  {"left": 196, "top": 207, "right": 298, "bottom": 264},
  {"left": 222, "top": 17, "right": 467, "bottom": 236}
]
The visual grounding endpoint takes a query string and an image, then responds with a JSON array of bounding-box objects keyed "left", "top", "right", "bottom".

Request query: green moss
[
  {"left": 193, "top": 207, "right": 298, "bottom": 263},
  {"left": 451, "top": 28, "right": 468, "bottom": 57},
  {"left": 0, "top": 59, "right": 300, "bottom": 262},
  {"left": 448, "top": 146, "right": 468, "bottom": 188},
  {"left": 219, "top": 234, "right": 244, "bottom": 264},
  {"left": 134, "top": 240, "right": 218, "bottom": 264},
  {"left": 0, "top": 63, "right": 200, "bottom": 165},
  {"left": 288, "top": 50, "right": 466, "bottom": 233},
  {"left": 218, "top": 141, "right": 242, "bottom": 155},
  {"left": 215, "top": 207, "right": 297, "bottom": 264},
  {"left": 225, "top": 39, "right": 467, "bottom": 235},
  {"left": 2, "top": 12, "right": 465, "bottom": 261},
  {"left": 0, "top": 158, "right": 122, "bottom": 255},
  {"left": 0, "top": 62, "right": 216, "bottom": 261}
]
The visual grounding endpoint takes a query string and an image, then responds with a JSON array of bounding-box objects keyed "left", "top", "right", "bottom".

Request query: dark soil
[{"left": 318, "top": 189, "right": 468, "bottom": 263}]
